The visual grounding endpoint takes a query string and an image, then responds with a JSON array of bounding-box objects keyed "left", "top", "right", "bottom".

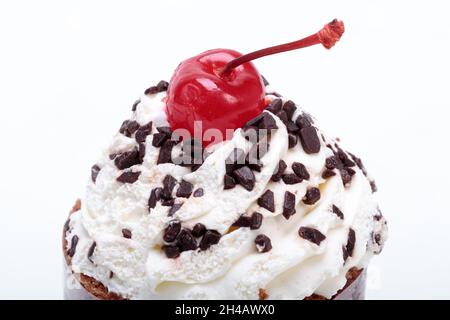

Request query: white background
[{"left": 0, "top": 0, "right": 449, "bottom": 299}]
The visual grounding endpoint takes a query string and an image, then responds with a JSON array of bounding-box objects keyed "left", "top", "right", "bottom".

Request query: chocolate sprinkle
[
  {"left": 177, "top": 229, "right": 198, "bottom": 251},
  {"left": 303, "top": 187, "right": 321, "bottom": 205},
  {"left": 283, "top": 191, "right": 296, "bottom": 219},
  {"left": 232, "top": 166, "right": 255, "bottom": 191},
  {"left": 168, "top": 203, "right": 183, "bottom": 216},
  {"left": 343, "top": 228, "right": 356, "bottom": 262},
  {"left": 176, "top": 180, "right": 194, "bottom": 198},
  {"left": 193, "top": 188, "right": 204, "bottom": 197},
  {"left": 299, "top": 126, "right": 321, "bottom": 154},
  {"left": 272, "top": 160, "right": 287, "bottom": 182},
  {"left": 148, "top": 187, "right": 162, "bottom": 210},
  {"left": 116, "top": 171, "right": 140, "bottom": 184},
  {"left": 292, "top": 162, "right": 310, "bottom": 180},
  {"left": 114, "top": 149, "right": 141, "bottom": 170},
  {"left": 192, "top": 223, "right": 207, "bottom": 238},
  {"left": 87, "top": 242, "right": 96, "bottom": 263},
  {"left": 257, "top": 190, "right": 275, "bottom": 212},
  {"left": 224, "top": 174, "right": 236, "bottom": 189},
  {"left": 250, "top": 212, "right": 263, "bottom": 230},
  {"left": 122, "top": 229, "right": 132, "bottom": 239},
  {"left": 67, "top": 235, "right": 79, "bottom": 258},
  {"left": 91, "top": 165, "right": 101, "bottom": 183},
  {"left": 282, "top": 100, "right": 297, "bottom": 119},
  {"left": 199, "top": 230, "right": 221, "bottom": 251},
  {"left": 298, "top": 227, "right": 326, "bottom": 245},
  {"left": 163, "top": 245, "right": 180, "bottom": 259},
  {"left": 255, "top": 234, "right": 272, "bottom": 253},
  {"left": 282, "top": 173, "right": 303, "bottom": 185},
  {"left": 332, "top": 205, "right": 344, "bottom": 219},
  {"left": 163, "top": 220, "right": 181, "bottom": 242}
]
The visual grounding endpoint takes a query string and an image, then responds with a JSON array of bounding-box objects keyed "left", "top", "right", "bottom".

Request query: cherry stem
[{"left": 220, "top": 19, "right": 345, "bottom": 78}]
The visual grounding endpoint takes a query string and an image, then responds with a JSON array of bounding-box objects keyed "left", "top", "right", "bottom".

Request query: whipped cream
[{"left": 65, "top": 86, "right": 387, "bottom": 299}]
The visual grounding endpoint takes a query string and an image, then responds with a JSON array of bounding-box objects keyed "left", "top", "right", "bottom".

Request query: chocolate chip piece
[
  {"left": 148, "top": 187, "right": 162, "bottom": 210},
  {"left": 295, "top": 113, "right": 313, "bottom": 129},
  {"left": 193, "top": 188, "right": 204, "bottom": 197},
  {"left": 163, "top": 220, "right": 181, "bottom": 242},
  {"left": 299, "top": 227, "right": 326, "bottom": 245},
  {"left": 332, "top": 205, "right": 344, "bottom": 219},
  {"left": 232, "top": 166, "right": 256, "bottom": 191},
  {"left": 346, "top": 167, "right": 356, "bottom": 176},
  {"left": 340, "top": 169, "right": 353, "bottom": 185},
  {"left": 292, "top": 162, "right": 310, "bottom": 180},
  {"left": 283, "top": 191, "right": 296, "bottom": 219},
  {"left": 176, "top": 180, "right": 193, "bottom": 198},
  {"left": 322, "top": 169, "right": 336, "bottom": 179},
  {"left": 199, "top": 230, "right": 221, "bottom": 251},
  {"left": 244, "top": 113, "right": 266, "bottom": 129},
  {"left": 161, "top": 198, "right": 175, "bottom": 207},
  {"left": 192, "top": 223, "right": 207, "bottom": 238},
  {"left": 286, "top": 121, "right": 299, "bottom": 134},
  {"left": 257, "top": 190, "right": 275, "bottom": 212},
  {"left": 122, "top": 229, "right": 132, "bottom": 239},
  {"left": 248, "top": 160, "right": 263, "bottom": 172},
  {"left": 162, "top": 175, "right": 177, "bottom": 199},
  {"left": 177, "top": 229, "right": 198, "bottom": 251},
  {"left": 135, "top": 122, "right": 153, "bottom": 143},
  {"left": 255, "top": 234, "right": 272, "bottom": 253},
  {"left": 259, "top": 113, "right": 278, "bottom": 131},
  {"left": 265, "top": 98, "right": 282, "bottom": 114},
  {"left": 233, "top": 215, "right": 252, "bottom": 228},
  {"left": 225, "top": 148, "right": 246, "bottom": 174},
  {"left": 275, "top": 110, "right": 288, "bottom": 125},
  {"left": 325, "top": 156, "right": 338, "bottom": 170},
  {"left": 116, "top": 171, "right": 140, "bottom": 183},
  {"left": 87, "top": 242, "right": 96, "bottom": 263},
  {"left": 114, "top": 149, "right": 141, "bottom": 170},
  {"left": 272, "top": 160, "right": 287, "bottom": 182},
  {"left": 261, "top": 75, "right": 269, "bottom": 86},
  {"left": 224, "top": 174, "right": 236, "bottom": 189},
  {"left": 131, "top": 99, "right": 140, "bottom": 112},
  {"left": 157, "top": 126, "right": 172, "bottom": 135},
  {"left": 152, "top": 132, "right": 169, "bottom": 147},
  {"left": 157, "top": 140, "right": 175, "bottom": 164},
  {"left": 282, "top": 173, "right": 303, "bottom": 185},
  {"left": 91, "top": 165, "right": 101, "bottom": 183},
  {"left": 250, "top": 212, "right": 263, "bottom": 230},
  {"left": 109, "top": 153, "right": 117, "bottom": 160},
  {"left": 144, "top": 86, "right": 159, "bottom": 95},
  {"left": 303, "top": 187, "right": 321, "bottom": 205},
  {"left": 138, "top": 143, "right": 146, "bottom": 162},
  {"left": 64, "top": 219, "right": 71, "bottom": 234},
  {"left": 156, "top": 80, "right": 169, "bottom": 92},
  {"left": 282, "top": 100, "right": 297, "bottom": 119},
  {"left": 299, "top": 127, "right": 321, "bottom": 154},
  {"left": 109, "top": 271, "right": 114, "bottom": 279},
  {"left": 119, "top": 120, "right": 139, "bottom": 137},
  {"left": 288, "top": 134, "right": 298, "bottom": 149},
  {"left": 370, "top": 180, "right": 378, "bottom": 193},
  {"left": 163, "top": 245, "right": 180, "bottom": 259},
  {"left": 343, "top": 228, "right": 356, "bottom": 261},
  {"left": 168, "top": 203, "right": 183, "bottom": 216},
  {"left": 67, "top": 235, "right": 79, "bottom": 258}
]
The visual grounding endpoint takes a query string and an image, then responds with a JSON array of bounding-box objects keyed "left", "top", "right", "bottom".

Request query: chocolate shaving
[
  {"left": 157, "top": 140, "right": 175, "bottom": 164},
  {"left": 148, "top": 187, "right": 162, "bottom": 210},
  {"left": 298, "top": 227, "right": 326, "bottom": 245},
  {"left": 232, "top": 166, "right": 255, "bottom": 191},
  {"left": 67, "top": 235, "right": 79, "bottom": 258},
  {"left": 87, "top": 242, "right": 96, "bottom": 263},
  {"left": 224, "top": 174, "right": 236, "bottom": 189},
  {"left": 255, "top": 234, "right": 272, "bottom": 253},
  {"left": 176, "top": 180, "right": 193, "bottom": 198},
  {"left": 163, "top": 220, "right": 181, "bottom": 242},
  {"left": 168, "top": 203, "right": 183, "bottom": 216},
  {"left": 272, "top": 160, "right": 287, "bottom": 182},
  {"left": 131, "top": 99, "right": 140, "bottom": 112},
  {"left": 199, "top": 230, "right": 221, "bottom": 251},
  {"left": 283, "top": 191, "right": 296, "bottom": 219},
  {"left": 122, "top": 229, "right": 132, "bottom": 239},
  {"left": 292, "top": 162, "right": 310, "bottom": 180},
  {"left": 114, "top": 149, "right": 141, "bottom": 170},
  {"left": 332, "top": 205, "right": 344, "bottom": 219},
  {"left": 250, "top": 212, "right": 263, "bottom": 230},
  {"left": 303, "top": 187, "right": 321, "bottom": 205},
  {"left": 116, "top": 171, "right": 140, "bottom": 184},
  {"left": 282, "top": 173, "right": 303, "bottom": 185},
  {"left": 91, "top": 165, "right": 101, "bottom": 183},
  {"left": 343, "top": 228, "right": 356, "bottom": 262}
]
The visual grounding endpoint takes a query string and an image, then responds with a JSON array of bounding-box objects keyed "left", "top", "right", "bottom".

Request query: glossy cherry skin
[{"left": 166, "top": 49, "right": 266, "bottom": 146}]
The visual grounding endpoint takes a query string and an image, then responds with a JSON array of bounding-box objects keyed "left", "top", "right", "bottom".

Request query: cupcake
[{"left": 63, "top": 20, "right": 388, "bottom": 300}]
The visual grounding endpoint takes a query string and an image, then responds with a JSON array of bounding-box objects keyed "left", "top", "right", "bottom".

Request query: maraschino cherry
[{"left": 166, "top": 19, "right": 345, "bottom": 146}]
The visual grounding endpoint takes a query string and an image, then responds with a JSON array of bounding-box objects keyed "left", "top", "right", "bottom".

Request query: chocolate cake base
[{"left": 63, "top": 200, "right": 366, "bottom": 300}]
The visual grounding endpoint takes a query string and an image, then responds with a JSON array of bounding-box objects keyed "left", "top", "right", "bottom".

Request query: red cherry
[
  {"left": 165, "top": 19, "right": 345, "bottom": 146},
  {"left": 166, "top": 49, "right": 265, "bottom": 146}
]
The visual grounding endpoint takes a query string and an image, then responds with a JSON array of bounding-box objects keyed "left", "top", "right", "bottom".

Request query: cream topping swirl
[{"left": 66, "top": 88, "right": 387, "bottom": 299}]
